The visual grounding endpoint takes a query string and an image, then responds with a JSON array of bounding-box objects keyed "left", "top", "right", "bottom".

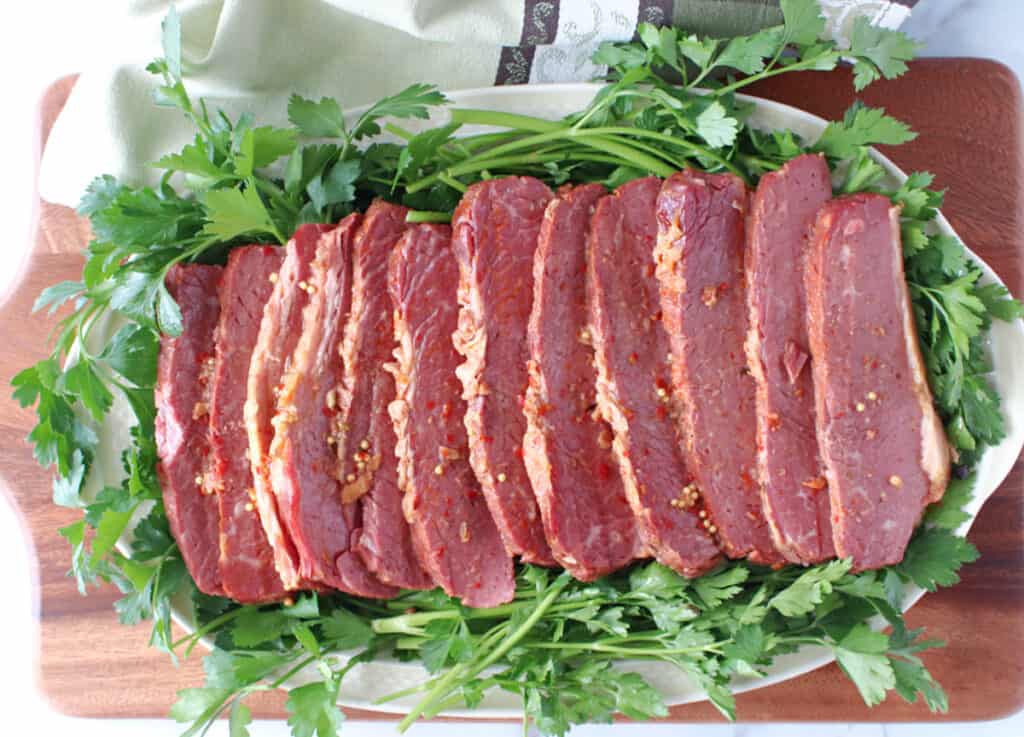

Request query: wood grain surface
[{"left": 1, "top": 59, "right": 1021, "bottom": 723}]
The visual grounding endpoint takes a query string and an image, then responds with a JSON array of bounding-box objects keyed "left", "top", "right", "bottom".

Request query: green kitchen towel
[{"left": 38, "top": 0, "right": 916, "bottom": 207}]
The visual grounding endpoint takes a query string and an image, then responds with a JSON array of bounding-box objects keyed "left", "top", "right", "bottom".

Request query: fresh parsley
[{"left": 11, "top": 2, "right": 1022, "bottom": 736}]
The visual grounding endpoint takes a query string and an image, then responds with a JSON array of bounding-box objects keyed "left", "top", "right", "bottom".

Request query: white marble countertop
[{"left": 1, "top": 1, "right": 1021, "bottom": 735}]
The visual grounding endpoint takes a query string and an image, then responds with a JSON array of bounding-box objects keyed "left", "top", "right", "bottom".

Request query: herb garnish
[{"left": 11, "top": 1, "right": 1022, "bottom": 735}]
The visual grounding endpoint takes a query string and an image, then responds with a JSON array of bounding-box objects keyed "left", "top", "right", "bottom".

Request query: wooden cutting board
[{"left": 1, "top": 59, "right": 1022, "bottom": 723}]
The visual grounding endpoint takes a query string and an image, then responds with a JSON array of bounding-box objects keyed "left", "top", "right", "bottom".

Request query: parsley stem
[
  {"left": 713, "top": 51, "right": 835, "bottom": 97},
  {"left": 438, "top": 172, "right": 467, "bottom": 192},
  {"left": 406, "top": 210, "right": 452, "bottom": 224},
  {"left": 253, "top": 178, "right": 299, "bottom": 217},
  {"left": 172, "top": 606, "right": 245, "bottom": 653},
  {"left": 384, "top": 122, "right": 415, "bottom": 141},
  {"left": 373, "top": 601, "right": 525, "bottom": 634},
  {"left": 526, "top": 641, "right": 727, "bottom": 657},
  {"left": 398, "top": 573, "right": 570, "bottom": 731},
  {"left": 449, "top": 108, "right": 563, "bottom": 134},
  {"left": 408, "top": 130, "right": 680, "bottom": 194},
  {"left": 451, "top": 130, "right": 530, "bottom": 153}
]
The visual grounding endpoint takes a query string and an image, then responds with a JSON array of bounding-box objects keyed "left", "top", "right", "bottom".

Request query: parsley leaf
[
  {"left": 834, "top": 625, "right": 895, "bottom": 707},
  {"left": 714, "top": 29, "right": 784, "bottom": 75},
  {"left": 351, "top": 84, "right": 447, "bottom": 141},
  {"left": 320, "top": 607, "right": 373, "bottom": 650},
  {"left": 286, "top": 681, "right": 344, "bottom": 737},
  {"left": 846, "top": 17, "right": 921, "bottom": 91},
  {"left": 769, "top": 560, "right": 852, "bottom": 617},
  {"left": 695, "top": 101, "right": 739, "bottom": 148},
  {"left": 288, "top": 95, "right": 346, "bottom": 138},
  {"left": 201, "top": 185, "right": 283, "bottom": 243},
  {"left": 976, "top": 282, "right": 1024, "bottom": 321},
  {"left": 693, "top": 565, "right": 748, "bottom": 608},
  {"left": 923, "top": 474, "right": 974, "bottom": 530},
  {"left": 780, "top": 0, "right": 825, "bottom": 45},
  {"left": 814, "top": 102, "right": 917, "bottom": 159},
  {"left": 897, "top": 529, "right": 980, "bottom": 591}
]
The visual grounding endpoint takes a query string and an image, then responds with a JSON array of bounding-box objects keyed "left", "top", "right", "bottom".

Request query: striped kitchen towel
[{"left": 38, "top": 0, "right": 918, "bottom": 207}]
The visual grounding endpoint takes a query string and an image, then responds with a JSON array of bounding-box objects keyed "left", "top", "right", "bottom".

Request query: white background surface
[{"left": 1, "top": 1, "right": 1022, "bottom": 734}]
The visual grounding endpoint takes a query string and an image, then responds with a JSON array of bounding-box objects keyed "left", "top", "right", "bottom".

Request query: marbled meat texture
[
  {"left": 268, "top": 215, "right": 396, "bottom": 597},
  {"left": 245, "top": 223, "right": 332, "bottom": 590},
  {"left": 336, "top": 201, "right": 431, "bottom": 590},
  {"left": 451, "top": 177, "right": 556, "bottom": 565},
  {"left": 655, "top": 170, "right": 782, "bottom": 565},
  {"left": 388, "top": 224, "right": 515, "bottom": 607},
  {"left": 155, "top": 264, "right": 225, "bottom": 596},
  {"left": 806, "top": 193, "right": 949, "bottom": 570},
  {"left": 524, "top": 183, "right": 646, "bottom": 580},
  {"left": 210, "top": 245, "right": 288, "bottom": 602},
  {"left": 745, "top": 154, "right": 836, "bottom": 564},
  {"left": 587, "top": 177, "right": 721, "bottom": 577}
]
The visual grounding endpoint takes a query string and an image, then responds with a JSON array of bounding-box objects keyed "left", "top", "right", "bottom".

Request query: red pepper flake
[
  {"left": 802, "top": 476, "right": 827, "bottom": 491},
  {"left": 740, "top": 469, "right": 756, "bottom": 488},
  {"left": 426, "top": 400, "right": 436, "bottom": 410},
  {"left": 596, "top": 462, "right": 613, "bottom": 480},
  {"left": 514, "top": 446, "right": 524, "bottom": 459},
  {"left": 656, "top": 405, "right": 668, "bottom": 420}
]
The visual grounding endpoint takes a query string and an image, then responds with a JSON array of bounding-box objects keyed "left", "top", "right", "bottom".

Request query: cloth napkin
[{"left": 38, "top": 0, "right": 916, "bottom": 208}]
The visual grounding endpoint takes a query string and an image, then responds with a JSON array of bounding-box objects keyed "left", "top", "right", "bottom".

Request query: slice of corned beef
[
  {"left": 656, "top": 170, "right": 783, "bottom": 566},
  {"left": 245, "top": 223, "right": 332, "bottom": 590},
  {"left": 388, "top": 224, "right": 515, "bottom": 607},
  {"left": 155, "top": 264, "right": 225, "bottom": 596},
  {"left": 336, "top": 201, "right": 431, "bottom": 590},
  {"left": 451, "top": 177, "right": 556, "bottom": 566},
  {"left": 524, "top": 183, "right": 646, "bottom": 581},
  {"left": 210, "top": 245, "right": 288, "bottom": 603},
  {"left": 587, "top": 177, "right": 721, "bottom": 577},
  {"left": 269, "top": 215, "right": 396, "bottom": 597},
  {"left": 807, "top": 194, "right": 949, "bottom": 570},
  {"left": 745, "top": 154, "right": 836, "bottom": 564}
]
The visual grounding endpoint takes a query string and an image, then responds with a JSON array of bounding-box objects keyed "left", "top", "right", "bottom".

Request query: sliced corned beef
[
  {"left": 745, "top": 154, "right": 836, "bottom": 564},
  {"left": 245, "top": 224, "right": 331, "bottom": 590},
  {"left": 451, "top": 177, "right": 556, "bottom": 565},
  {"left": 524, "top": 183, "right": 646, "bottom": 581},
  {"left": 209, "top": 245, "right": 288, "bottom": 603},
  {"left": 336, "top": 201, "right": 431, "bottom": 590},
  {"left": 806, "top": 193, "right": 950, "bottom": 570},
  {"left": 155, "top": 264, "right": 224, "bottom": 596},
  {"left": 269, "top": 215, "right": 396, "bottom": 597},
  {"left": 388, "top": 224, "right": 515, "bottom": 607},
  {"left": 587, "top": 177, "right": 721, "bottom": 577},
  {"left": 656, "top": 170, "right": 782, "bottom": 565}
]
